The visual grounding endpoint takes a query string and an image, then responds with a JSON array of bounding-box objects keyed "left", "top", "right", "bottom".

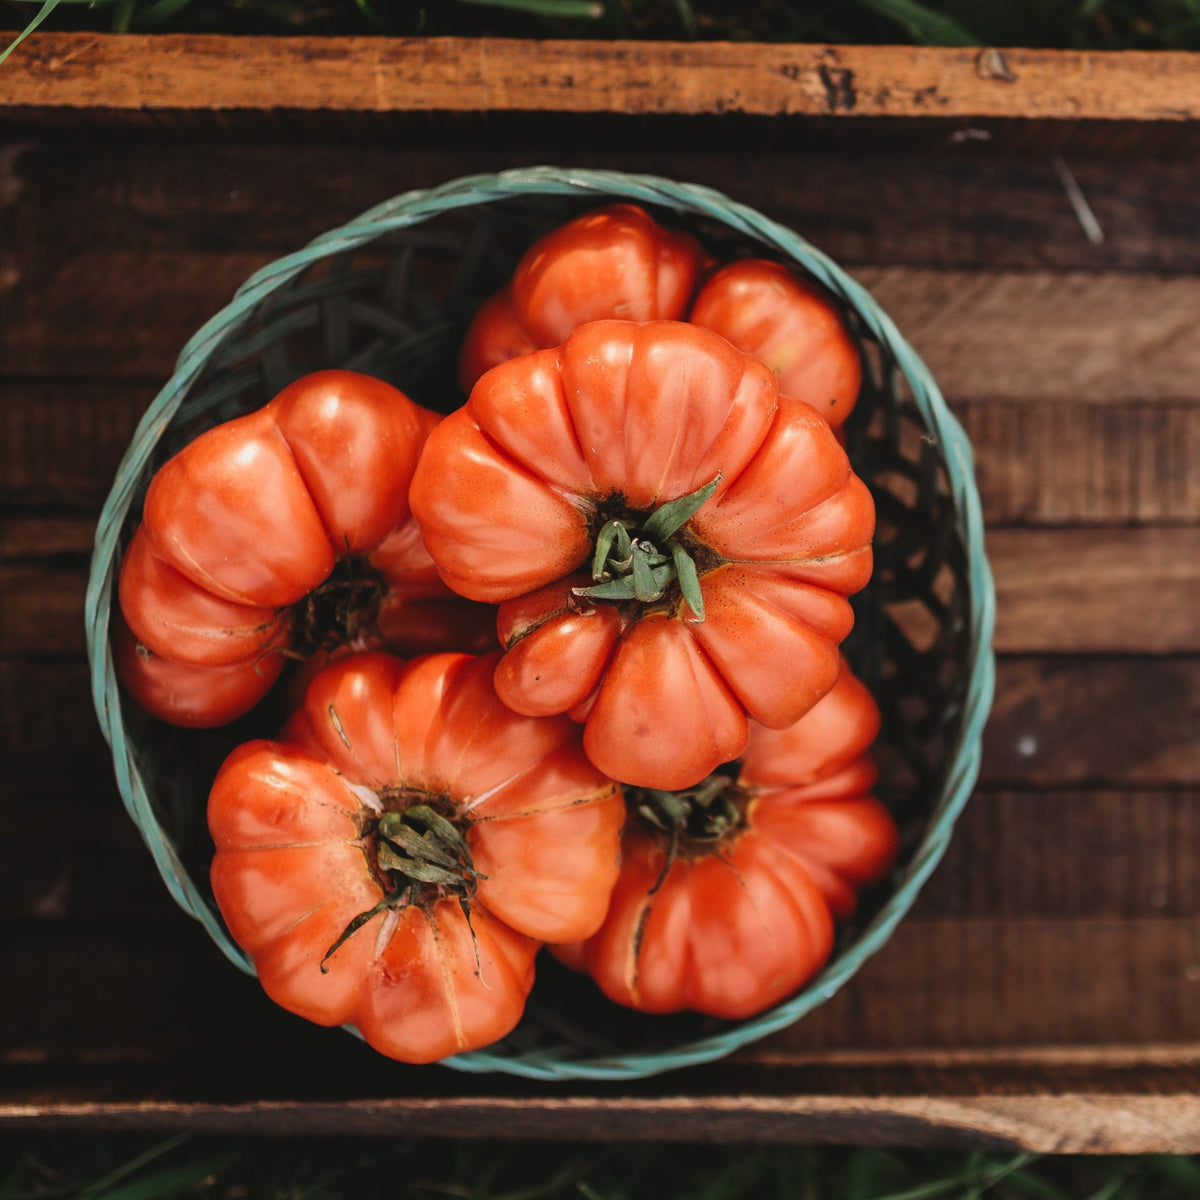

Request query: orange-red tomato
[
  {"left": 208, "top": 650, "right": 626, "bottom": 1063},
  {"left": 117, "top": 371, "right": 495, "bottom": 727},
  {"left": 553, "top": 663, "right": 898, "bottom": 1020},
  {"left": 689, "top": 259, "right": 862, "bottom": 429},
  {"left": 411, "top": 319, "right": 874, "bottom": 791},
  {"left": 457, "top": 204, "right": 709, "bottom": 392}
]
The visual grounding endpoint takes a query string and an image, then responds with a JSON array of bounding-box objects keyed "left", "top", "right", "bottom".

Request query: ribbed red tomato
[
  {"left": 457, "top": 203, "right": 709, "bottom": 393},
  {"left": 689, "top": 259, "right": 862, "bottom": 429},
  {"left": 411, "top": 319, "right": 874, "bottom": 791},
  {"left": 208, "top": 650, "right": 626, "bottom": 1063},
  {"left": 553, "top": 663, "right": 898, "bottom": 1019},
  {"left": 117, "top": 371, "right": 494, "bottom": 727}
]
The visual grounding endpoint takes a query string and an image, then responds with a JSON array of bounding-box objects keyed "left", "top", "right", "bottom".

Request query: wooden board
[
  {"left": 4, "top": 36, "right": 1200, "bottom": 121},
  {"left": 4, "top": 102, "right": 1200, "bottom": 1151}
]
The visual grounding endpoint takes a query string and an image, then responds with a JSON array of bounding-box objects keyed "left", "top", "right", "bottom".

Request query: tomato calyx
[
  {"left": 630, "top": 768, "right": 747, "bottom": 851},
  {"left": 289, "top": 555, "right": 387, "bottom": 659},
  {"left": 322, "top": 794, "right": 486, "bottom": 972},
  {"left": 573, "top": 474, "right": 720, "bottom": 622},
  {"left": 626, "top": 767, "right": 750, "bottom": 898}
]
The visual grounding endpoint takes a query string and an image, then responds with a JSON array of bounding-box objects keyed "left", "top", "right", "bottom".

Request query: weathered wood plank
[
  {"left": 7, "top": 262, "right": 1200, "bottom": 400},
  {"left": 986, "top": 527, "right": 1200, "bottom": 655},
  {"left": 0, "top": 383, "right": 153, "bottom": 511},
  {"left": 854, "top": 268, "right": 1200, "bottom": 403},
  {"left": 6, "top": 140, "right": 1200, "bottom": 273},
  {"left": 0, "top": 249, "right": 271, "bottom": 379},
  {"left": 9, "top": 789, "right": 1200, "bottom": 924},
  {"left": 6, "top": 385, "right": 1200, "bottom": 525},
  {"left": 10, "top": 1091, "right": 1200, "bottom": 1153},
  {"left": 914, "top": 790, "right": 1200, "bottom": 920},
  {"left": 7, "top": 916, "right": 1200, "bottom": 1061},
  {"left": 982, "top": 657, "right": 1200, "bottom": 787},
  {"left": 956, "top": 399, "right": 1200, "bottom": 525},
  {"left": 10, "top": 522, "right": 1199, "bottom": 655},
  {"left": 5, "top": 37, "right": 1200, "bottom": 121}
]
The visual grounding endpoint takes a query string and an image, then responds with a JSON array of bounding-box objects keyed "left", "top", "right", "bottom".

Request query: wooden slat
[
  {"left": 0, "top": 383, "right": 154, "bottom": 512},
  {"left": 10, "top": 1092, "right": 1200, "bottom": 1153},
  {"left": 8, "top": 263, "right": 1200, "bottom": 401},
  {"left": 8, "top": 140, "right": 1200, "bottom": 273},
  {"left": 986, "top": 527, "right": 1200, "bottom": 654},
  {"left": 8, "top": 788, "right": 1200, "bottom": 924},
  {"left": 4, "top": 37, "right": 1200, "bottom": 121},
  {"left": 0, "top": 249, "right": 270, "bottom": 379},
  {"left": 854, "top": 268, "right": 1200, "bottom": 403},
  {"left": 914, "top": 790, "right": 1200, "bottom": 920},
  {"left": 955, "top": 399, "right": 1200, "bottom": 525},
  {"left": 6, "top": 385, "right": 1200, "bottom": 526},
  {"left": 982, "top": 657, "right": 1200, "bottom": 787},
  {"left": 10, "top": 520, "right": 1200, "bottom": 655},
  {"left": 7, "top": 916, "right": 1200, "bottom": 1061}
]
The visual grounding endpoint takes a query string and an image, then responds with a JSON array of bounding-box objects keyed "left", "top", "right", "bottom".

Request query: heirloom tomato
[
  {"left": 410, "top": 320, "right": 874, "bottom": 791},
  {"left": 457, "top": 204, "right": 708, "bottom": 392},
  {"left": 553, "top": 662, "right": 898, "bottom": 1020},
  {"left": 689, "top": 259, "right": 862, "bottom": 429},
  {"left": 208, "top": 650, "right": 625, "bottom": 1063},
  {"left": 117, "top": 370, "right": 494, "bottom": 728}
]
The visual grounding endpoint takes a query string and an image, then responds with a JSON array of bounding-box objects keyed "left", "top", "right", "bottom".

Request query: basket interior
[{"left": 109, "top": 192, "right": 974, "bottom": 1073}]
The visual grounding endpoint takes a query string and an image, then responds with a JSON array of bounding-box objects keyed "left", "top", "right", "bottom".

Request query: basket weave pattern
[{"left": 85, "top": 168, "right": 996, "bottom": 1081}]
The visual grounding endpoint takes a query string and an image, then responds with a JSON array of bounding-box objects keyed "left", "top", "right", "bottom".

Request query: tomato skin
[
  {"left": 457, "top": 204, "right": 709, "bottom": 392},
  {"left": 689, "top": 259, "right": 863, "bottom": 429},
  {"left": 114, "top": 612, "right": 284, "bottom": 729},
  {"left": 118, "top": 371, "right": 492, "bottom": 728},
  {"left": 412, "top": 320, "right": 874, "bottom": 790},
  {"left": 209, "top": 650, "right": 625, "bottom": 1061},
  {"left": 553, "top": 663, "right": 898, "bottom": 1019}
]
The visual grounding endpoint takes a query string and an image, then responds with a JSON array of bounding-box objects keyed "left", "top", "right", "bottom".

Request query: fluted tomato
[
  {"left": 553, "top": 662, "right": 898, "bottom": 1019},
  {"left": 457, "top": 204, "right": 708, "bottom": 392},
  {"left": 117, "top": 371, "right": 494, "bottom": 728},
  {"left": 208, "top": 650, "right": 625, "bottom": 1063},
  {"left": 411, "top": 319, "right": 874, "bottom": 791},
  {"left": 689, "top": 259, "right": 862, "bottom": 429}
]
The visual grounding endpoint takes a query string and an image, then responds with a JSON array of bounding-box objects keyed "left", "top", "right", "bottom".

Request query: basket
[{"left": 85, "top": 167, "right": 995, "bottom": 1082}]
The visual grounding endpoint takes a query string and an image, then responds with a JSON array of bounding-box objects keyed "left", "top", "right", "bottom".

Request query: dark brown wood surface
[{"left": 3, "top": 106, "right": 1200, "bottom": 1151}]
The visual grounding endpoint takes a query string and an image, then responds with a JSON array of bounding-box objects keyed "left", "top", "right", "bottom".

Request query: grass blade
[
  {"left": 854, "top": 0, "right": 979, "bottom": 44},
  {"left": 0, "top": 0, "right": 62, "bottom": 67},
  {"left": 455, "top": 0, "right": 604, "bottom": 18}
]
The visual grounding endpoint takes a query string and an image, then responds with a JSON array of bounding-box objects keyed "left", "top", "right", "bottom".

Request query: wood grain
[
  {"left": 7, "top": 1091, "right": 1200, "bottom": 1153},
  {"left": 982, "top": 658, "right": 1200, "bottom": 787},
  {"left": 986, "top": 528, "right": 1200, "bottom": 654},
  {"left": 9, "top": 520, "right": 1200, "bottom": 655},
  {"left": 8, "top": 261, "right": 1200, "bottom": 401},
  {"left": 7, "top": 140, "right": 1200, "bottom": 273},
  {"left": 956, "top": 399, "right": 1200, "bottom": 525},
  {"left": 9, "top": 788, "right": 1200, "bottom": 924},
  {"left": 4, "top": 37, "right": 1200, "bottom": 121},
  {"left": 8, "top": 916, "right": 1200, "bottom": 1060},
  {"left": 6, "top": 385, "right": 1200, "bottom": 526}
]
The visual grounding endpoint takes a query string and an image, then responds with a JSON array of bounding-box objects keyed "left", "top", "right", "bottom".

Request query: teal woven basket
[{"left": 85, "top": 167, "right": 995, "bottom": 1082}]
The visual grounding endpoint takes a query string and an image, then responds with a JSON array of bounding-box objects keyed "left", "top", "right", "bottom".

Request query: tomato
[
  {"left": 411, "top": 320, "right": 875, "bottom": 791},
  {"left": 208, "top": 650, "right": 625, "bottom": 1062},
  {"left": 689, "top": 259, "right": 862, "bottom": 429},
  {"left": 457, "top": 204, "right": 709, "bottom": 393},
  {"left": 117, "top": 371, "right": 495, "bottom": 728},
  {"left": 552, "top": 662, "right": 898, "bottom": 1019}
]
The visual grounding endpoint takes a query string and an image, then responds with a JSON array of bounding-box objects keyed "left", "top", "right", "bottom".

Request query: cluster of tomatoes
[{"left": 115, "top": 204, "right": 900, "bottom": 1064}]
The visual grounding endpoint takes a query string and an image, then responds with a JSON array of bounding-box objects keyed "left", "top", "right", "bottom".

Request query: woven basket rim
[{"left": 85, "top": 165, "right": 996, "bottom": 1083}]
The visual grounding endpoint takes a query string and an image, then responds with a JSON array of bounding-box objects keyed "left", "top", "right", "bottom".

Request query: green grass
[{"left": 6, "top": 1138, "right": 1200, "bottom": 1200}]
